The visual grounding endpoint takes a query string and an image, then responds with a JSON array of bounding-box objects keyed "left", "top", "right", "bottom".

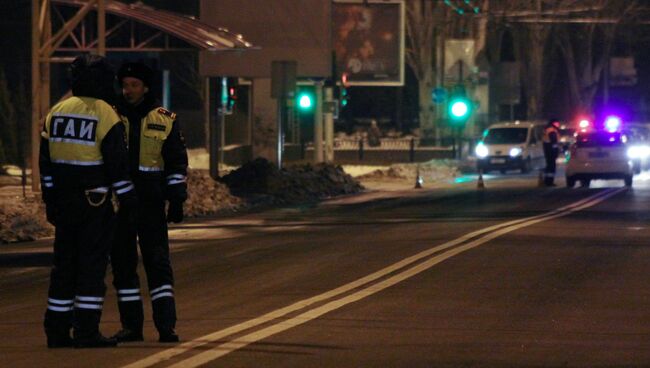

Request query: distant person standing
[
  {"left": 367, "top": 119, "right": 382, "bottom": 147},
  {"left": 543, "top": 118, "right": 561, "bottom": 186},
  {"left": 110, "top": 62, "right": 188, "bottom": 343},
  {"left": 40, "top": 55, "right": 136, "bottom": 348}
]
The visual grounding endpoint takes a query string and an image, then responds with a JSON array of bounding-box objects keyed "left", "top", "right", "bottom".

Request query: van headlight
[
  {"left": 475, "top": 143, "right": 488, "bottom": 158},
  {"left": 509, "top": 147, "right": 522, "bottom": 157}
]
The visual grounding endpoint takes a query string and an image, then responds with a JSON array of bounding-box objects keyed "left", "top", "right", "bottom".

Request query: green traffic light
[
  {"left": 297, "top": 93, "right": 313, "bottom": 110},
  {"left": 450, "top": 100, "right": 469, "bottom": 117},
  {"left": 448, "top": 98, "right": 472, "bottom": 122}
]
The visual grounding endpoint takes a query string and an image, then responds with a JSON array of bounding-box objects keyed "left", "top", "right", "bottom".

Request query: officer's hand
[
  {"left": 45, "top": 203, "right": 58, "bottom": 226},
  {"left": 167, "top": 201, "right": 184, "bottom": 223}
]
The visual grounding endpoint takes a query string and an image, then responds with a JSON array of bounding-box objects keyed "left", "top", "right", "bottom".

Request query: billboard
[{"left": 333, "top": 0, "right": 404, "bottom": 86}]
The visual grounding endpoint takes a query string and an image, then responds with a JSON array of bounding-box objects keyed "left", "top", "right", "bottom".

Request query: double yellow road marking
[{"left": 124, "top": 188, "right": 624, "bottom": 368}]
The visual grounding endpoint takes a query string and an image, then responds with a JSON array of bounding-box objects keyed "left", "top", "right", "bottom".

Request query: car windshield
[
  {"left": 483, "top": 128, "right": 528, "bottom": 144},
  {"left": 576, "top": 132, "right": 624, "bottom": 148}
]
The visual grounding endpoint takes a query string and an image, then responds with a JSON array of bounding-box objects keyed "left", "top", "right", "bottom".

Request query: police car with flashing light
[
  {"left": 565, "top": 116, "right": 633, "bottom": 188},
  {"left": 475, "top": 121, "right": 546, "bottom": 174}
]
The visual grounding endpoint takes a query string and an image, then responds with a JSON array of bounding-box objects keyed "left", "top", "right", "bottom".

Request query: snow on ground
[{"left": 0, "top": 149, "right": 466, "bottom": 243}]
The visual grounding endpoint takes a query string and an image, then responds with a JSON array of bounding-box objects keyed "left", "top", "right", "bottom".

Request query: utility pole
[
  {"left": 324, "top": 86, "right": 334, "bottom": 163},
  {"left": 31, "top": 0, "right": 41, "bottom": 192},
  {"left": 314, "top": 81, "right": 324, "bottom": 163},
  {"left": 271, "top": 61, "right": 296, "bottom": 170}
]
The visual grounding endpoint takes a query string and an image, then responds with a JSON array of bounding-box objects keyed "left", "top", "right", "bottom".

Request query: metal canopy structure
[
  {"left": 50, "top": 0, "right": 253, "bottom": 54},
  {"left": 31, "top": 0, "right": 254, "bottom": 190}
]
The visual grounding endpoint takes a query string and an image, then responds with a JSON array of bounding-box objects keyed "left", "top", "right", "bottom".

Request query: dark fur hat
[{"left": 117, "top": 62, "right": 153, "bottom": 87}]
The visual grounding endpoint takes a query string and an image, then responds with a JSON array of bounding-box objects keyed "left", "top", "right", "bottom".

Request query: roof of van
[{"left": 488, "top": 121, "right": 545, "bottom": 129}]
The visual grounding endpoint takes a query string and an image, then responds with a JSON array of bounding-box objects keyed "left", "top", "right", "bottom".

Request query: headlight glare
[
  {"left": 475, "top": 143, "right": 488, "bottom": 158},
  {"left": 509, "top": 147, "right": 522, "bottom": 157},
  {"left": 628, "top": 145, "right": 650, "bottom": 159}
]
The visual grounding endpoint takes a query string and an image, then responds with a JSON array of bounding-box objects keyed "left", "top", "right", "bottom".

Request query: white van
[{"left": 475, "top": 121, "right": 546, "bottom": 173}]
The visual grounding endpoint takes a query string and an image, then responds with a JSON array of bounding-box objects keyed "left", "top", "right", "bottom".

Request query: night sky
[{"left": 2, "top": 0, "right": 650, "bottom": 133}]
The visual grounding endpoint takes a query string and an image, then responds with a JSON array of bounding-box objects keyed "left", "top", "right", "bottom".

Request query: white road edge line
[{"left": 122, "top": 188, "right": 622, "bottom": 368}]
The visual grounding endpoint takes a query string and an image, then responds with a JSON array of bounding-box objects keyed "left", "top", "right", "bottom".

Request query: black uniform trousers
[
  {"left": 111, "top": 200, "right": 176, "bottom": 334},
  {"left": 44, "top": 192, "right": 115, "bottom": 339},
  {"left": 543, "top": 143, "right": 558, "bottom": 185}
]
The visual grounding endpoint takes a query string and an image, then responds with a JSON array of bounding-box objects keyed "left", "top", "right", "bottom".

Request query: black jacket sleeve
[
  {"left": 38, "top": 133, "right": 55, "bottom": 204},
  {"left": 102, "top": 122, "right": 136, "bottom": 203},
  {"left": 162, "top": 119, "right": 189, "bottom": 203}
]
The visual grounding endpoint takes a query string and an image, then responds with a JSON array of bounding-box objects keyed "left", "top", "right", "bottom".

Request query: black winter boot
[
  {"left": 158, "top": 329, "right": 179, "bottom": 343},
  {"left": 111, "top": 328, "right": 144, "bottom": 342},
  {"left": 73, "top": 332, "right": 118, "bottom": 348},
  {"left": 46, "top": 329, "right": 73, "bottom": 348}
]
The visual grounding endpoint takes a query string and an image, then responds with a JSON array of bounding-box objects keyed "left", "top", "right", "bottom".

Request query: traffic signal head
[
  {"left": 339, "top": 72, "right": 350, "bottom": 109},
  {"left": 448, "top": 97, "right": 472, "bottom": 123},
  {"left": 450, "top": 100, "right": 469, "bottom": 118},
  {"left": 447, "top": 84, "right": 473, "bottom": 124},
  {"left": 227, "top": 87, "right": 237, "bottom": 111},
  {"left": 220, "top": 78, "right": 237, "bottom": 114},
  {"left": 340, "top": 87, "right": 349, "bottom": 107},
  {"left": 297, "top": 90, "right": 314, "bottom": 111}
]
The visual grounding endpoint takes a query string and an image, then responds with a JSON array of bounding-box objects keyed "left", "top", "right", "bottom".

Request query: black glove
[
  {"left": 167, "top": 201, "right": 184, "bottom": 223},
  {"left": 119, "top": 194, "right": 139, "bottom": 228},
  {"left": 45, "top": 203, "right": 58, "bottom": 226}
]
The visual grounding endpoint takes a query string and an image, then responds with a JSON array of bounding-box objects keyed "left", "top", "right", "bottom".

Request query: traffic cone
[
  {"left": 414, "top": 164, "right": 423, "bottom": 189},
  {"left": 537, "top": 169, "right": 544, "bottom": 187},
  {"left": 477, "top": 169, "right": 485, "bottom": 189}
]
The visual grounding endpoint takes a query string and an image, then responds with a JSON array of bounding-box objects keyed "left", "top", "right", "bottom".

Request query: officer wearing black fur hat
[
  {"left": 110, "top": 62, "right": 188, "bottom": 343},
  {"left": 40, "top": 54, "right": 137, "bottom": 348},
  {"left": 543, "top": 118, "right": 561, "bottom": 186}
]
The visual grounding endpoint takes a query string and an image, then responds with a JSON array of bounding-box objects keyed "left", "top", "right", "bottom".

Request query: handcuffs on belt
[{"left": 84, "top": 187, "right": 109, "bottom": 207}]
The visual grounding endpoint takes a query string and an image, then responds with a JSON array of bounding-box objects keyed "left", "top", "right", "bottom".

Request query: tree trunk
[
  {"left": 417, "top": 79, "right": 434, "bottom": 138},
  {"left": 523, "top": 25, "right": 549, "bottom": 119}
]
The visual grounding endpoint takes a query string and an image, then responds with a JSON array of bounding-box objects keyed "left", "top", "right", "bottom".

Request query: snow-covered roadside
[
  {"left": 0, "top": 148, "right": 465, "bottom": 243},
  {"left": 0, "top": 160, "right": 365, "bottom": 243}
]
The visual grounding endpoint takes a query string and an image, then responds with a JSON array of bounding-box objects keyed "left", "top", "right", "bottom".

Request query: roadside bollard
[
  {"left": 414, "top": 164, "right": 423, "bottom": 189},
  {"left": 477, "top": 169, "right": 485, "bottom": 189}
]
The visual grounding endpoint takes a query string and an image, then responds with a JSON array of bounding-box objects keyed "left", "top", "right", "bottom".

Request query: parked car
[{"left": 475, "top": 121, "right": 546, "bottom": 174}]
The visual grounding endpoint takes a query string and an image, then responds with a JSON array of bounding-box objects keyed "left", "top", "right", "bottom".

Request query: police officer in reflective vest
[
  {"left": 40, "top": 55, "right": 137, "bottom": 348},
  {"left": 110, "top": 62, "right": 188, "bottom": 343},
  {"left": 543, "top": 118, "right": 561, "bottom": 186}
]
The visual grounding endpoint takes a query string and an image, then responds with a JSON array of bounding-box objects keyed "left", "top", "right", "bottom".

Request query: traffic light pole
[
  {"left": 324, "top": 86, "right": 334, "bottom": 163},
  {"left": 314, "top": 82, "right": 324, "bottom": 163},
  {"left": 277, "top": 97, "right": 285, "bottom": 169}
]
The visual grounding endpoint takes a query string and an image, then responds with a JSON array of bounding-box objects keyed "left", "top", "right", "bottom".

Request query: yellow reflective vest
[
  {"left": 123, "top": 108, "right": 176, "bottom": 173},
  {"left": 42, "top": 97, "right": 121, "bottom": 166}
]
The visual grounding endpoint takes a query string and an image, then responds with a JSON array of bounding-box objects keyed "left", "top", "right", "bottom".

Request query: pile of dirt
[
  {"left": 185, "top": 169, "right": 244, "bottom": 217},
  {"left": 220, "top": 158, "right": 364, "bottom": 204},
  {"left": 0, "top": 197, "right": 53, "bottom": 243},
  {"left": 0, "top": 162, "right": 364, "bottom": 243}
]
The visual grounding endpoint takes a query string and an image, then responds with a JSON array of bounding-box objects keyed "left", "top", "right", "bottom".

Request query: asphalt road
[{"left": 3, "top": 169, "right": 650, "bottom": 367}]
